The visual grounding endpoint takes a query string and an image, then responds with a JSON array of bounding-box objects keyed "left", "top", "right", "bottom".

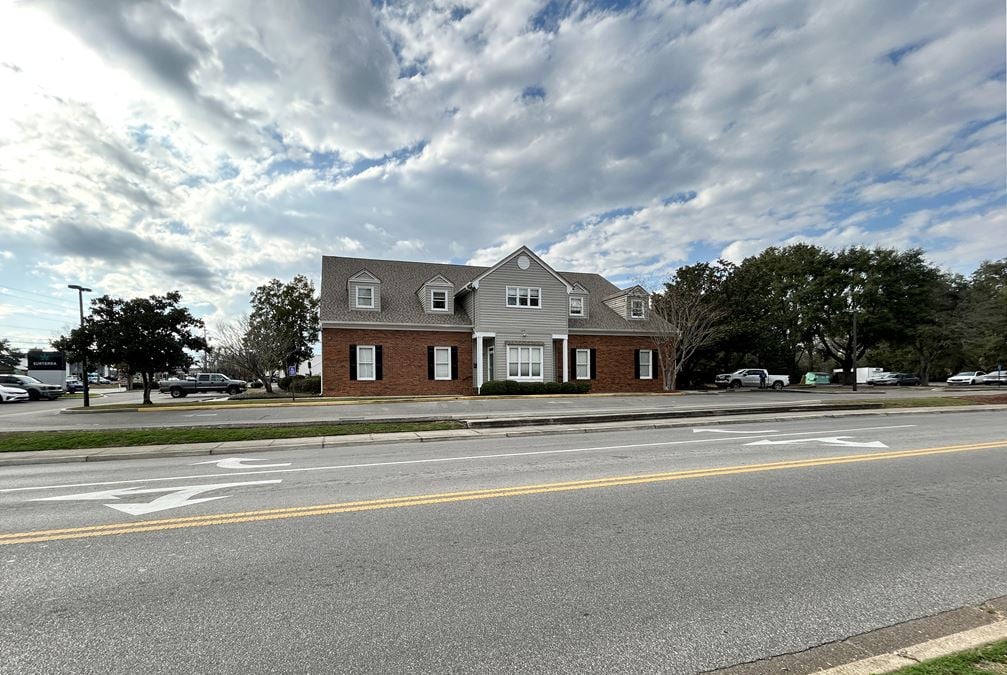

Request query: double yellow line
[{"left": 2, "top": 439, "right": 1004, "bottom": 546}]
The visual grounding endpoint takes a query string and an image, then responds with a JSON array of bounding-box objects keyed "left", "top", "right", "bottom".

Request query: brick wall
[
  {"left": 322, "top": 328, "right": 474, "bottom": 396},
  {"left": 568, "top": 335, "right": 665, "bottom": 393}
]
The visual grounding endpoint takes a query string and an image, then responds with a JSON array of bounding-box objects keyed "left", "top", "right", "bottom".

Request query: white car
[
  {"left": 0, "top": 384, "right": 29, "bottom": 403},
  {"left": 947, "top": 371, "right": 985, "bottom": 385},
  {"left": 979, "top": 370, "right": 1006, "bottom": 385}
]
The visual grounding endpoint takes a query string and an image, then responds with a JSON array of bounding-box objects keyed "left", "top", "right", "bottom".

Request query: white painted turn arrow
[
  {"left": 192, "top": 457, "right": 292, "bottom": 469},
  {"left": 745, "top": 436, "right": 887, "bottom": 448},
  {"left": 33, "top": 480, "right": 281, "bottom": 515}
]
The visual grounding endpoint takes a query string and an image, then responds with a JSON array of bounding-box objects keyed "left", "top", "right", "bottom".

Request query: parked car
[
  {"left": 87, "top": 373, "right": 111, "bottom": 384},
  {"left": 868, "top": 372, "right": 920, "bottom": 386},
  {"left": 0, "top": 383, "right": 29, "bottom": 403},
  {"left": 158, "top": 372, "right": 248, "bottom": 398},
  {"left": 64, "top": 377, "right": 85, "bottom": 393},
  {"left": 714, "top": 368, "right": 790, "bottom": 390},
  {"left": 979, "top": 370, "right": 1006, "bottom": 385},
  {"left": 946, "top": 371, "right": 986, "bottom": 385},
  {"left": 0, "top": 375, "right": 64, "bottom": 400}
]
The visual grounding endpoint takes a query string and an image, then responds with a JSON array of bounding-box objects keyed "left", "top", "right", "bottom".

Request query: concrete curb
[
  {"left": 1, "top": 404, "right": 1005, "bottom": 467},
  {"left": 817, "top": 620, "right": 1007, "bottom": 674}
]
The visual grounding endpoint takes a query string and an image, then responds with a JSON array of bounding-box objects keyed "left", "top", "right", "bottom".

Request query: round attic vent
[{"left": 517, "top": 255, "right": 530, "bottom": 270}]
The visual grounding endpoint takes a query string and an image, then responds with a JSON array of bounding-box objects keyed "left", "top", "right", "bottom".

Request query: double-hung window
[
  {"left": 431, "top": 290, "right": 448, "bottom": 311},
  {"left": 639, "top": 349, "right": 653, "bottom": 379},
  {"left": 630, "top": 297, "right": 645, "bottom": 318},
  {"left": 575, "top": 349, "right": 591, "bottom": 380},
  {"left": 356, "top": 286, "right": 374, "bottom": 309},
  {"left": 356, "top": 346, "right": 376, "bottom": 380},
  {"left": 434, "top": 347, "right": 451, "bottom": 380},
  {"left": 506, "top": 286, "right": 541, "bottom": 308},
  {"left": 507, "top": 346, "right": 542, "bottom": 380},
  {"left": 569, "top": 296, "right": 584, "bottom": 316}
]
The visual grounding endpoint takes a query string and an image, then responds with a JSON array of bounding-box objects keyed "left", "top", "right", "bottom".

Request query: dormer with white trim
[
  {"left": 603, "top": 285, "right": 649, "bottom": 320},
  {"left": 348, "top": 269, "right": 381, "bottom": 312},
  {"left": 568, "top": 282, "right": 589, "bottom": 319},
  {"left": 417, "top": 274, "right": 455, "bottom": 314}
]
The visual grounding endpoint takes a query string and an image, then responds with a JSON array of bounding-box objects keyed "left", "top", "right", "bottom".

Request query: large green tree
[
  {"left": 959, "top": 259, "right": 1007, "bottom": 370},
  {"left": 249, "top": 275, "right": 320, "bottom": 374},
  {"left": 0, "top": 338, "right": 25, "bottom": 372},
  {"left": 53, "top": 292, "right": 207, "bottom": 404}
]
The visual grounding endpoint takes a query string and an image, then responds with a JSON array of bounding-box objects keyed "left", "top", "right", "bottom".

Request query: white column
[
  {"left": 475, "top": 335, "right": 484, "bottom": 393},
  {"left": 562, "top": 337, "right": 569, "bottom": 382}
]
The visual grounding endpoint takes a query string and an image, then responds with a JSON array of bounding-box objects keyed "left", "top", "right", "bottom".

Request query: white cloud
[{"left": 0, "top": 0, "right": 1003, "bottom": 346}]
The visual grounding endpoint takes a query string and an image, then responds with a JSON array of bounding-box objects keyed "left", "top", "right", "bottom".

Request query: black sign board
[{"left": 27, "top": 350, "right": 66, "bottom": 371}]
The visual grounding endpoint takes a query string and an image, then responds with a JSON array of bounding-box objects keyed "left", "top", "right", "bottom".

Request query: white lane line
[{"left": 0, "top": 424, "right": 916, "bottom": 494}]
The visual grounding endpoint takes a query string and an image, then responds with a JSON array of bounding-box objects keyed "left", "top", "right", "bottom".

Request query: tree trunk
[{"left": 140, "top": 371, "right": 152, "bottom": 405}]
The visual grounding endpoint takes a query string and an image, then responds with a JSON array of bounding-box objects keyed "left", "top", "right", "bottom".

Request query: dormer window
[
  {"left": 356, "top": 286, "right": 375, "bottom": 309},
  {"left": 431, "top": 289, "right": 448, "bottom": 311},
  {"left": 630, "top": 297, "right": 645, "bottom": 319},
  {"left": 569, "top": 296, "right": 584, "bottom": 317}
]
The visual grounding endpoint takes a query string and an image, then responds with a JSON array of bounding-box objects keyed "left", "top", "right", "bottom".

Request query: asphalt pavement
[{"left": 2, "top": 411, "right": 1005, "bottom": 673}]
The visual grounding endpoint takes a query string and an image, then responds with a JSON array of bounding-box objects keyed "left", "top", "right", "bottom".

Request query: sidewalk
[{"left": 2, "top": 403, "right": 1004, "bottom": 467}]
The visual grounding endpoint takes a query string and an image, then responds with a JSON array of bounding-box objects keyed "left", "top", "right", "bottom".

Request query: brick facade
[
  {"left": 568, "top": 335, "right": 665, "bottom": 393},
  {"left": 323, "top": 328, "right": 664, "bottom": 396},
  {"left": 322, "top": 328, "right": 474, "bottom": 396}
]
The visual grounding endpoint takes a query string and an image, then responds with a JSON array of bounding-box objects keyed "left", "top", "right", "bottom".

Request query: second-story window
[
  {"left": 569, "top": 297, "right": 584, "bottom": 316},
  {"left": 431, "top": 289, "right": 448, "bottom": 311},
  {"left": 356, "top": 286, "right": 374, "bottom": 309},
  {"left": 506, "top": 286, "right": 541, "bottom": 308},
  {"left": 630, "top": 297, "right": 645, "bottom": 318}
]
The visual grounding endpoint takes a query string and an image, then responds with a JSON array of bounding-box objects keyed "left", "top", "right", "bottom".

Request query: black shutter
[
  {"left": 427, "top": 347, "right": 435, "bottom": 380},
  {"left": 451, "top": 346, "right": 458, "bottom": 380},
  {"left": 570, "top": 348, "right": 576, "bottom": 378},
  {"left": 589, "top": 348, "right": 597, "bottom": 380},
  {"left": 349, "top": 345, "right": 357, "bottom": 380},
  {"left": 635, "top": 349, "right": 641, "bottom": 379},
  {"left": 375, "top": 345, "right": 383, "bottom": 381}
]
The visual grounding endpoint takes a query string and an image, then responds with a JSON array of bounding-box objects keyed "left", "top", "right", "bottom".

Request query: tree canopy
[
  {"left": 249, "top": 275, "right": 320, "bottom": 374},
  {"left": 0, "top": 338, "right": 24, "bottom": 371}
]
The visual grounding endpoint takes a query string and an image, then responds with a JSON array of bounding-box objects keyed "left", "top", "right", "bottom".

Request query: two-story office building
[{"left": 320, "top": 246, "right": 667, "bottom": 396}]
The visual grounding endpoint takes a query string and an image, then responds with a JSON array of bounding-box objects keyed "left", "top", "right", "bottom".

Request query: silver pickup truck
[
  {"left": 158, "top": 372, "right": 247, "bottom": 398},
  {"left": 714, "top": 368, "right": 790, "bottom": 390}
]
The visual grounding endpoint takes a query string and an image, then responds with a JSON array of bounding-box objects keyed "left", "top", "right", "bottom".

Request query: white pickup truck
[{"left": 714, "top": 368, "right": 790, "bottom": 390}]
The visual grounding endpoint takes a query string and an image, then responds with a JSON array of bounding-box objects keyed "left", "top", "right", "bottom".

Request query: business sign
[{"left": 27, "top": 350, "right": 65, "bottom": 371}]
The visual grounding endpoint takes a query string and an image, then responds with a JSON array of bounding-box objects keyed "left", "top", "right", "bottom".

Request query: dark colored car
[
  {"left": 869, "top": 372, "right": 920, "bottom": 386},
  {"left": 0, "top": 374, "right": 64, "bottom": 400}
]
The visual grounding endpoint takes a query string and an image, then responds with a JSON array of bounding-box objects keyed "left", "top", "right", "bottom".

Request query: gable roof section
[
  {"left": 468, "top": 246, "right": 572, "bottom": 291},
  {"left": 570, "top": 282, "right": 589, "bottom": 294},
  {"left": 416, "top": 274, "right": 454, "bottom": 293},
  {"left": 348, "top": 269, "right": 380, "bottom": 283}
]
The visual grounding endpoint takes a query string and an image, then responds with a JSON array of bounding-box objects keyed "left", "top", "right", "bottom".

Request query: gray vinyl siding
[
  {"left": 460, "top": 291, "right": 476, "bottom": 325},
  {"left": 473, "top": 255, "right": 568, "bottom": 335},
  {"left": 417, "top": 284, "right": 454, "bottom": 314},
  {"left": 349, "top": 281, "right": 381, "bottom": 312}
]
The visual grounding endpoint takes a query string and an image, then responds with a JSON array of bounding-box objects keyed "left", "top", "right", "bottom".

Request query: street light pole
[
  {"left": 67, "top": 284, "right": 92, "bottom": 408},
  {"left": 851, "top": 307, "right": 858, "bottom": 392}
]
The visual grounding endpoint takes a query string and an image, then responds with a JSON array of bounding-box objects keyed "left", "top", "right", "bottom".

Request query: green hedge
[
  {"left": 479, "top": 380, "right": 590, "bottom": 395},
  {"left": 291, "top": 375, "right": 320, "bottom": 394}
]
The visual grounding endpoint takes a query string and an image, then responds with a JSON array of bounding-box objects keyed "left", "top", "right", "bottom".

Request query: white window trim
[
  {"left": 505, "top": 286, "right": 543, "bottom": 309},
  {"left": 569, "top": 296, "right": 584, "bottom": 317},
  {"left": 575, "top": 349, "right": 591, "bottom": 380},
  {"left": 629, "top": 297, "right": 645, "bottom": 319},
  {"left": 356, "top": 345, "right": 376, "bottom": 381},
  {"left": 430, "top": 289, "right": 450, "bottom": 312},
  {"left": 355, "top": 285, "right": 375, "bottom": 309},
  {"left": 506, "top": 345, "right": 544, "bottom": 381},
  {"left": 433, "top": 346, "right": 452, "bottom": 380},
  {"left": 639, "top": 349, "right": 653, "bottom": 380}
]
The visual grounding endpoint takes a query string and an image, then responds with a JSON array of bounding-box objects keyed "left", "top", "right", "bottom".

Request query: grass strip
[
  {"left": 0, "top": 421, "right": 464, "bottom": 452},
  {"left": 876, "top": 397, "right": 980, "bottom": 409},
  {"left": 886, "top": 639, "right": 1006, "bottom": 674}
]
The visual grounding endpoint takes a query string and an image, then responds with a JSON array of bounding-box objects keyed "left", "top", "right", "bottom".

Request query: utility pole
[
  {"left": 851, "top": 308, "right": 858, "bottom": 392},
  {"left": 67, "top": 284, "right": 92, "bottom": 408}
]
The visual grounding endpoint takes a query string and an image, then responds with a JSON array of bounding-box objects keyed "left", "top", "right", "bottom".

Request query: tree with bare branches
[{"left": 215, "top": 315, "right": 292, "bottom": 394}]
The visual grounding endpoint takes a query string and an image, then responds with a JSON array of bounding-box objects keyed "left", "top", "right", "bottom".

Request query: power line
[{"left": 0, "top": 290, "right": 79, "bottom": 312}]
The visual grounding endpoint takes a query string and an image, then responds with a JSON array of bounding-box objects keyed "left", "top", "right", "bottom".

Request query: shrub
[
  {"left": 479, "top": 380, "right": 591, "bottom": 396},
  {"left": 248, "top": 380, "right": 264, "bottom": 389},
  {"left": 278, "top": 374, "right": 305, "bottom": 391},
  {"left": 291, "top": 375, "right": 320, "bottom": 394}
]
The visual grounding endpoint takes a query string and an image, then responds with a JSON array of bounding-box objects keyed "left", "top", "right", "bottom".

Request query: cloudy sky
[{"left": 1, "top": 0, "right": 1004, "bottom": 351}]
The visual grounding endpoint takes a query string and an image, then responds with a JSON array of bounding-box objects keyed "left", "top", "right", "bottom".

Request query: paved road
[
  {"left": 2, "top": 384, "right": 1003, "bottom": 432},
  {"left": 2, "top": 412, "right": 1005, "bottom": 673}
]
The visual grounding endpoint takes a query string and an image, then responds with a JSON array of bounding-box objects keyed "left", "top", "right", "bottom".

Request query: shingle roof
[{"left": 321, "top": 255, "right": 666, "bottom": 333}]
